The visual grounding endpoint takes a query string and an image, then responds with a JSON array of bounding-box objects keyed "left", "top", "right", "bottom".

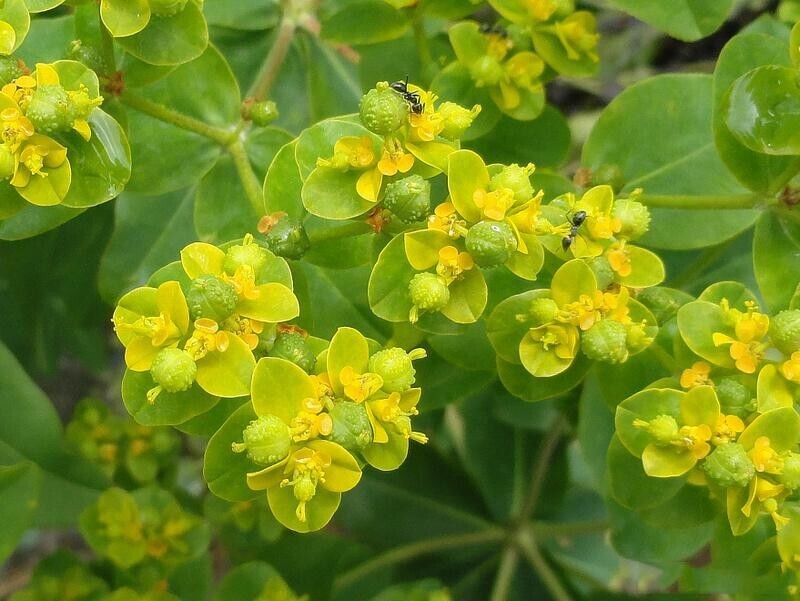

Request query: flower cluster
[
  {"left": 112, "top": 235, "right": 299, "bottom": 405},
  {"left": 0, "top": 61, "right": 103, "bottom": 206},
  {"left": 212, "top": 327, "right": 428, "bottom": 532}
]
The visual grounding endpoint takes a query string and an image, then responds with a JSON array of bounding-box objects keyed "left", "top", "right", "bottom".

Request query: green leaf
[
  {"left": 24, "top": 0, "right": 65, "bottom": 11},
  {"left": 615, "top": 387, "right": 683, "bottom": 456},
  {"left": 606, "top": 0, "right": 734, "bottom": 42},
  {"left": 121, "top": 369, "right": 219, "bottom": 426},
  {"left": 196, "top": 335, "right": 256, "bottom": 398},
  {"left": 321, "top": 1, "right": 409, "bottom": 44},
  {"left": 606, "top": 435, "right": 684, "bottom": 510},
  {"left": 117, "top": 1, "right": 209, "bottom": 66},
  {"left": 303, "top": 166, "right": 377, "bottom": 220},
  {"left": 0, "top": 462, "right": 41, "bottom": 563},
  {"left": 264, "top": 140, "right": 304, "bottom": 219},
  {"left": 583, "top": 74, "right": 759, "bottom": 250},
  {"left": 447, "top": 149, "right": 488, "bottom": 223},
  {"left": 204, "top": 402, "right": 261, "bottom": 502},
  {"left": 368, "top": 234, "right": 416, "bottom": 322},
  {"left": 252, "top": 357, "right": 315, "bottom": 421},
  {"left": 677, "top": 300, "right": 736, "bottom": 368},
  {"left": 440, "top": 268, "right": 487, "bottom": 324},
  {"left": 101, "top": 0, "right": 150, "bottom": 37},
  {"left": 0, "top": 0, "right": 29, "bottom": 54},
  {"left": 212, "top": 562, "right": 293, "bottom": 601},
  {"left": 753, "top": 210, "right": 800, "bottom": 313},
  {"left": 295, "top": 117, "right": 374, "bottom": 180},
  {"left": 712, "top": 33, "right": 800, "bottom": 193},
  {"left": 204, "top": 0, "right": 278, "bottom": 30},
  {"left": 497, "top": 354, "right": 590, "bottom": 402},
  {"left": 738, "top": 406, "right": 800, "bottom": 451},
  {"left": 125, "top": 46, "right": 239, "bottom": 194}
]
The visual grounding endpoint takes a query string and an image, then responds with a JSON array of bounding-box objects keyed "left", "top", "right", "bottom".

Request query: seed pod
[
  {"left": 581, "top": 319, "right": 629, "bottom": 363},
  {"left": 26, "top": 84, "right": 73, "bottom": 135},
  {"left": 270, "top": 331, "right": 317, "bottom": 373},
  {"left": 232, "top": 416, "right": 292, "bottom": 467},
  {"left": 715, "top": 377, "right": 755, "bottom": 419},
  {"left": 612, "top": 198, "right": 650, "bottom": 240},
  {"left": 770, "top": 310, "right": 800, "bottom": 355},
  {"left": 588, "top": 256, "right": 615, "bottom": 290},
  {"left": 327, "top": 401, "right": 372, "bottom": 452},
  {"left": 382, "top": 175, "right": 431, "bottom": 224},
  {"left": 489, "top": 164, "right": 534, "bottom": 204},
  {"left": 242, "top": 99, "right": 279, "bottom": 126},
  {"left": 465, "top": 220, "right": 518, "bottom": 267},
  {"left": 150, "top": 348, "right": 197, "bottom": 393},
  {"left": 528, "top": 297, "right": 559, "bottom": 326},
  {"left": 224, "top": 239, "right": 269, "bottom": 275},
  {"left": 438, "top": 101, "right": 481, "bottom": 140},
  {"left": 359, "top": 82, "right": 409, "bottom": 135},
  {"left": 261, "top": 215, "right": 310, "bottom": 260},
  {"left": 187, "top": 274, "right": 239, "bottom": 323},
  {"left": 644, "top": 414, "right": 680, "bottom": 444},
  {"left": 782, "top": 452, "right": 800, "bottom": 490},
  {"left": 369, "top": 347, "right": 425, "bottom": 392},
  {"left": 409, "top": 272, "right": 450, "bottom": 311},
  {"left": 702, "top": 442, "right": 755, "bottom": 488}
]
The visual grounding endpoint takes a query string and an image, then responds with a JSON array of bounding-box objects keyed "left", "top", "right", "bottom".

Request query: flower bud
[
  {"left": 0, "top": 56, "right": 24, "bottom": 88},
  {"left": 149, "top": 0, "right": 189, "bottom": 17},
  {"left": 270, "top": 331, "right": 316, "bottom": 373},
  {"left": 715, "top": 377, "right": 755, "bottom": 419},
  {"left": 581, "top": 319, "right": 628, "bottom": 363},
  {"left": 782, "top": 452, "right": 800, "bottom": 490},
  {"left": 409, "top": 272, "right": 450, "bottom": 311},
  {"left": 150, "top": 348, "right": 197, "bottom": 393},
  {"left": 369, "top": 347, "right": 426, "bottom": 392},
  {"left": 232, "top": 416, "right": 292, "bottom": 466},
  {"left": 470, "top": 55, "right": 504, "bottom": 86},
  {"left": 489, "top": 163, "right": 535, "bottom": 204},
  {"left": 702, "top": 442, "right": 755, "bottom": 488},
  {"left": 465, "top": 220, "right": 518, "bottom": 267},
  {"left": 327, "top": 401, "right": 372, "bottom": 451},
  {"left": 26, "top": 84, "right": 73, "bottom": 134},
  {"left": 592, "top": 163, "right": 625, "bottom": 193},
  {"left": 359, "top": 82, "right": 409, "bottom": 135},
  {"left": 187, "top": 274, "right": 239, "bottom": 323},
  {"left": 645, "top": 414, "right": 679, "bottom": 444},
  {"left": 242, "top": 99, "right": 279, "bottom": 126},
  {"left": 382, "top": 175, "right": 431, "bottom": 224},
  {"left": 224, "top": 238, "right": 269, "bottom": 275},
  {"left": 637, "top": 287, "right": 682, "bottom": 323},
  {"left": 612, "top": 198, "right": 650, "bottom": 240},
  {"left": 588, "top": 256, "right": 614, "bottom": 290},
  {"left": 260, "top": 215, "right": 310, "bottom": 260},
  {"left": 438, "top": 101, "right": 481, "bottom": 140},
  {"left": 528, "top": 297, "right": 559, "bottom": 326},
  {"left": 770, "top": 310, "right": 800, "bottom": 355}
]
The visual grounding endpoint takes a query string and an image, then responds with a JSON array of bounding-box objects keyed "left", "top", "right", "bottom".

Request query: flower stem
[
  {"left": 333, "top": 529, "right": 506, "bottom": 589},
  {"left": 517, "top": 528, "right": 574, "bottom": 601},
  {"left": 490, "top": 547, "right": 520, "bottom": 601},
  {"left": 636, "top": 193, "right": 773, "bottom": 210},
  {"left": 531, "top": 519, "right": 609, "bottom": 539},
  {"left": 229, "top": 140, "right": 265, "bottom": 215},
  {"left": 249, "top": 15, "right": 297, "bottom": 101},
  {"left": 119, "top": 90, "right": 235, "bottom": 146}
]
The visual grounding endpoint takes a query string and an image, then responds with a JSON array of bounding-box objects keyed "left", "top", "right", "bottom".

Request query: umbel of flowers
[{"left": 207, "top": 327, "right": 428, "bottom": 533}]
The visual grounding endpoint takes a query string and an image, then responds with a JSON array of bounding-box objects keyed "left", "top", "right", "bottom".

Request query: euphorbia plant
[{"left": 6, "top": 1, "right": 800, "bottom": 600}]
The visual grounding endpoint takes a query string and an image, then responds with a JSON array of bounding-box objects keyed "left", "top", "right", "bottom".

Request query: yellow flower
[
  {"left": 528, "top": 323, "right": 578, "bottom": 360},
  {"left": 0, "top": 106, "right": 33, "bottom": 150},
  {"left": 436, "top": 245, "right": 474, "bottom": 283},
  {"left": 10, "top": 134, "right": 68, "bottom": 190},
  {"left": 524, "top": 0, "right": 557, "bottom": 21},
  {"left": 473, "top": 187, "right": 515, "bottom": 221},
  {"left": 222, "top": 315, "right": 264, "bottom": 350},
  {"left": 225, "top": 264, "right": 260, "bottom": 301},
  {"left": 555, "top": 12, "right": 600, "bottom": 63},
  {"left": 677, "top": 424, "right": 713, "bottom": 460},
  {"left": 749, "top": 436, "right": 783, "bottom": 474},
  {"left": 508, "top": 191, "right": 544, "bottom": 234},
  {"left": 289, "top": 397, "right": 333, "bottom": 442},
  {"left": 742, "top": 477, "right": 789, "bottom": 529},
  {"left": 712, "top": 301, "right": 769, "bottom": 374},
  {"left": 427, "top": 202, "right": 466, "bottom": 238},
  {"left": 184, "top": 318, "right": 230, "bottom": 361},
  {"left": 712, "top": 413, "right": 745, "bottom": 445},
  {"left": 279, "top": 446, "right": 332, "bottom": 523},
  {"left": 407, "top": 88, "right": 444, "bottom": 142},
  {"left": 377, "top": 147, "right": 414, "bottom": 176},
  {"left": 1, "top": 74, "right": 36, "bottom": 110},
  {"left": 559, "top": 291, "right": 604, "bottom": 331},
  {"left": 317, "top": 135, "right": 375, "bottom": 170},
  {"left": 782, "top": 351, "right": 800, "bottom": 383},
  {"left": 680, "top": 361, "right": 713, "bottom": 389},
  {"left": 606, "top": 241, "right": 632, "bottom": 277},
  {"left": 339, "top": 366, "right": 383, "bottom": 403},
  {"left": 495, "top": 52, "right": 545, "bottom": 111}
]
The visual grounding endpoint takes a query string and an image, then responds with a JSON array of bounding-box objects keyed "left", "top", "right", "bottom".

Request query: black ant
[
  {"left": 561, "top": 210, "right": 587, "bottom": 251},
  {"left": 479, "top": 22, "right": 508, "bottom": 37},
  {"left": 390, "top": 77, "right": 425, "bottom": 114}
]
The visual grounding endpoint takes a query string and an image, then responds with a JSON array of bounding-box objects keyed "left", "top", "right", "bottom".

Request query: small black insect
[
  {"left": 390, "top": 76, "right": 425, "bottom": 114},
  {"left": 478, "top": 22, "right": 508, "bottom": 37},
  {"left": 561, "top": 210, "right": 587, "bottom": 251}
]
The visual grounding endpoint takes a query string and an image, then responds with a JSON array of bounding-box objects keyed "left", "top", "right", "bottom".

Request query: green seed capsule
[
  {"left": 702, "top": 442, "right": 755, "bottom": 488},
  {"left": 612, "top": 198, "right": 650, "bottom": 240},
  {"left": 232, "top": 415, "right": 292, "bottom": 467},
  {"left": 149, "top": 0, "right": 189, "bottom": 17},
  {"left": 261, "top": 216, "right": 310, "bottom": 260},
  {"left": 242, "top": 100, "right": 279, "bottom": 126},
  {"left": 270, "top": 331, "right": 316, "bottom": 373},
  {"left": 187, "top": 274, "right": 239, "bottom": 323},
  {"left": 409, "top": 272, "right": 450, "bottom": 312},
  {"left": 715, "top": 377, "right": 755, "bottom": 419},
  {"left": 0, "top": 56, "right": 23, "bottom": 88},
  {"left": 327, "top": 401, "right": 372, "bottom": 451},
  {"left": 528, "top": 297, "right": 559, "bottom": 326},
  {"left": 150, "top": 348, "right": 197, "bottom": 393},
  {"left": 26, "top": 84, "right": 73, "bottom": 134},
  {"left": 770, "top": 309, "right": 800, "bottom": 355},
  {"left": 359, "top": 82, "right": 409, "bottom": 135},
  {"left": 224, "top": 240, "right": 269, "bottom": 275},
  {"left": 465, "top": 220, "right": 518, "bottom": 268},
  {"left": 581, "top": 319, "right": 629, "bottom": 364},
  {"left": 382, "top": 175, "right": 431, "bottom": 224},
  {"left": 588, "top": 256, "right": 615, "bottom": 290},
  {"left": 489, "top": 164, "right": 535, "bottom": 205},
  {"left": 369, "top": 347, "right": 425, "bottom": 392},
  {"left": 645, "top": 414, "right": 679, "bottom": 444},
  {"left": 782, "top": 452, "right": 800, "bottom": 490}
]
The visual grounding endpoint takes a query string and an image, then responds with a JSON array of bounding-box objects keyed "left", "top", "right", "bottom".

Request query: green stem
[
  {"left": 249, "top": 15, "right": 297, "bottom": 101},
  {"left": 647, "top": 342, "right": 678, "bottom": 374},
  {"left": 490, "top": 547, "right": 519, "bottom": 601},
  {"left": 333, "top": 529, "right": 506, "bottom": 589},
  {"left": 119, "top": 90, "right": 235, "bottom": 146},
  {"left": 229, "top": 140, "right": 265, "bottom": 215},
  {"left": 307, "top": 221, "right": 372, "bottom": 244},
  {"left": 637, "top": 193, "right": 773, "bottom": 210},
  {"left": 531, "top": 520, "right": 609, "bottom": 539},
  {"left": 517, "top": 529, "right": 574, "bottom": 601},
  {"left": 518, "top": 417, "right": 567, "bottom": 523}
]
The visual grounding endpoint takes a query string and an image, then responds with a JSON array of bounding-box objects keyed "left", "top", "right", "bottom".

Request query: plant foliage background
[{"left": 2, "top": 0, "right": 800, "bottom": 600}]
